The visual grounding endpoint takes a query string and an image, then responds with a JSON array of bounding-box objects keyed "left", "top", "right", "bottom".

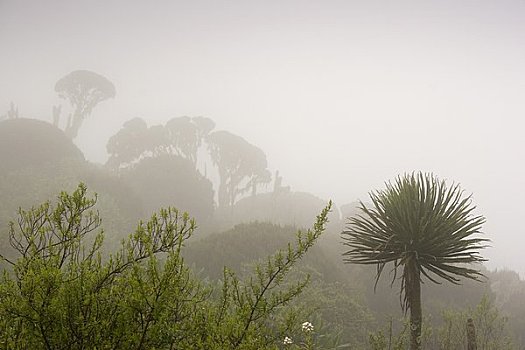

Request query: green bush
[{"left": 0, "top": 184, "right": 331, "bottom": 349}]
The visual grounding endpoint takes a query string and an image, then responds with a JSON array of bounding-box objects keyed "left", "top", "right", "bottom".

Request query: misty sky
[{"left": 1, "top": 0, "right": 524, "bottom": 275}]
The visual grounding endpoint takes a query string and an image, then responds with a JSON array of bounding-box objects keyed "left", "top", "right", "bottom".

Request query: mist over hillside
[
  {"left": 2, "top": 0, "right": 524, "bottom": 277},
  {"left": 1, "top": 1, "right": 525, "bottom": 348}
]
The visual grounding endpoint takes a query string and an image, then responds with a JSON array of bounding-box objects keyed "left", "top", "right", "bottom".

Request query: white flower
[
  {"left": 302, "top": 321, "right": 314, "bottom": 332},
  {"left": 283, "top": 336, "right": 293, "bottom": 345}
]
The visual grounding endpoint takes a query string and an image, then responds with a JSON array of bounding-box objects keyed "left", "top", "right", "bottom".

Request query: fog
[{"left": 1, "top": 0, "right": 524, "bottom": 275}]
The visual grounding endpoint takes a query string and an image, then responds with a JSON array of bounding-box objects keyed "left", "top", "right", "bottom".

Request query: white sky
[{"left": 1, "top": 0, "right": 524, "bottom": 275}]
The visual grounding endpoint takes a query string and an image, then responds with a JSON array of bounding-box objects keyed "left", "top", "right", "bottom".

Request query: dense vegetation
[
  {"left": 0, "top": 185, "right": 332, "bottom": 349},
  {"left": 1, "top": 77, "right": 525, "bottom": 348}
]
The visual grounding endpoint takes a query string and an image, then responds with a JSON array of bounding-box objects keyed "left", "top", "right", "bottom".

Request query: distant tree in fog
[
  {"left": 106, "top": 119, "right": 171, "bottom": 169},
  {"left": 166, "top": 116, "right": 216, "bottom": 165},
  {"left": 192, "top": 116, "right": 215, "bottom": 140},
  {"left": 106, "top": 117, "right": 149, "bottom": 169},
  {"left": 166, "top": 117, "right": 200, "bottom": 163},
  {"left": 107, "top": 116, "right": 215, "bottom": 170},
  {"left": 145, "top": 124, "right": 171, "bottom": 156},
  {"left": 207, "top": 130, "right": 271, "bottom": 208},
  {"left": 342, "top": 172, "right": 488, "bottom": 350},
  {"left": 55, "top": 70, "right": 115, "bottom": 139}
]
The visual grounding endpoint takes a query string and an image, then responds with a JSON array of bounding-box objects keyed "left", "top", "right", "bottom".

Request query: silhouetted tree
[
  {"left": 106, "top": 119, "right": 170, "bottom": 169},
  {"left": 192, "top": 116, "right": 215, "bottom": 140},
  {"left": 107, "top": 116, "right": 215, "bottom": 171},
  {"left": 207, "top": 130, "right": 271, "bottom": 208},
  {"left": 165, "top": 116, "right": 199, "bottom": 163},
  {"left": 145, "top": 124, "right": 170, "bottom": 156},
  {"left": 342, "top": 172, "right": 488, "bottom": 350},
  {"left": 164, "top": 116, "right": 216, "bottom": 165},
  {"left": 55, "top": 70, "right": 115, "bottom": 139},
  {"left": 106, "top": 117, "right": 149, "bottom": 169}
]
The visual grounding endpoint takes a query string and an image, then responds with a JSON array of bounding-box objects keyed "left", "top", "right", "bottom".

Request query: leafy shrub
[{"left": 0, "top": 184, "right": 331, "bottom": 349}]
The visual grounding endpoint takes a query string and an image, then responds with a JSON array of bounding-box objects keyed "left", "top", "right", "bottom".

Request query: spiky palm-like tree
[{"left": 342, "top": 172, "right": 488, "bottom": 350}]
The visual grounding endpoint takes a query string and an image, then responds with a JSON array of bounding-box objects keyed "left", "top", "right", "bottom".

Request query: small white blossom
[
  {"left": 302, "top": 321, "right": 314, "bottom": 332},
  {"left": 283, "top": 336, "right": 293, "bottom": 345}
]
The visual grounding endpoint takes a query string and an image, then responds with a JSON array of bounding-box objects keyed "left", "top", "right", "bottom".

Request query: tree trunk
[
  {"left": 69, "top": 114, "right": 83, "bottom": 139},
  {"left": 217, "top": 169, "right": 228, "bottom": 208},
  {"left": 64, "top": 111, "right": 83, "bottom": 139},
  {"left": 407, "top": 260, "right": 422, "bottom": 350}
]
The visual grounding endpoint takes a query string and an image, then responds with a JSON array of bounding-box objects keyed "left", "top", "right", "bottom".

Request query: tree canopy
[
  {"left": 106, "top": 116, "right": 215, "bottom": 171},
  {"left": 106, "top": 117, "right": 149, "bottom": 168}
]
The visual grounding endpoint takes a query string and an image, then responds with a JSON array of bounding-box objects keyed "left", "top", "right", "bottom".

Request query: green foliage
[
  {"left": 343, "top": 172, "right": 488, "bottom": 291},
  {"left": 0, "top": 156, "right": 143, "bottom": 264},
  {"left": 438, "top": 295, "right": 514, "bottom": 350},
  {"left": 342, "top": 172, "right": 488, "bottom": 350},
  {"left": 369, "top": 318, "right": 409, "bottom": 350},
  {"left": 368, "top": 296, "right": 514, "bottom": 350},
  {"left": 0, "top": 185, "right": 331, "bottom": 349},
  {"left": 0, "top": 119, "right": 144, "bottom": 247},
  {"left": 295, "top": 281, "right": 373, "bottom": 349},
  {"left": 185, "top": 222, "right": 343, "bottom": 284},
  {"left": 185, "top": 222, "right": 374, "bottom": 348},
  {"left": 487, "top": 269, "right": 525, "bottom": 346},
  {"left": 368, "top": 315, "right": 439, "bottom": 350}
]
